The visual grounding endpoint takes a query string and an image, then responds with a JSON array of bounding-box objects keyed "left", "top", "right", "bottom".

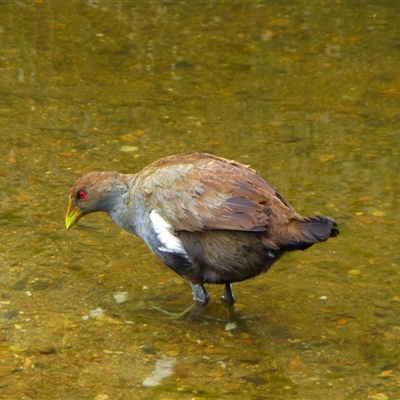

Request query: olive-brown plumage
[{"left": 66, "top": 152, "right": 339, "bottom": 320}]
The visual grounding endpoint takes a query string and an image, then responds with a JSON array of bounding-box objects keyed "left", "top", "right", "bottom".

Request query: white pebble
[
  {"left": 113, "top": 292, "right": 129, "bottom": 304},
  {"left": 89, "top": 307, "right": 105, "bottom": 318},
  {"left": 225, "top": 321, "right": 237, "bottom": 331}
]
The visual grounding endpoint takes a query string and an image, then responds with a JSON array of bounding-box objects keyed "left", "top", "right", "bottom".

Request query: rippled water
[{"left": 0, "top": 2, "right": 399, "bottom": 399}]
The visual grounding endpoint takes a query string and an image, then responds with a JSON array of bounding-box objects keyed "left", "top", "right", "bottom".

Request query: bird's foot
[
  {"left": 145, "top": 283, "right": 213, "bottom": 321},
  {"left": 147, "top": 303, "right": 231, "bottom": 323},
  {"left": 147, "top": 302, "right": 205, "bottom": 320}
]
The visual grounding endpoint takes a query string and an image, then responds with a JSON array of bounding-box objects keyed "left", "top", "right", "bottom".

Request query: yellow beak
[{"left": 65, "top": 197, "right": 84, "bottom": 229}]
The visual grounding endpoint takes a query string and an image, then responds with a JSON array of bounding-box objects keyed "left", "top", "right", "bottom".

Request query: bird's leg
[
  {"left": 148, "top": 283, "right": 210, "bottom": 320},
  {"left": 190, "top": 283, "right": 210, "bottom": 317},
  {"left": 221, "top": 283, "right": 237, "bottom": 321}
]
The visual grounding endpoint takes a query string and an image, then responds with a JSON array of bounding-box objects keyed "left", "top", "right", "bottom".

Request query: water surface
[{"left": 0, "top": 2, "right": 399, "bottom": 399}]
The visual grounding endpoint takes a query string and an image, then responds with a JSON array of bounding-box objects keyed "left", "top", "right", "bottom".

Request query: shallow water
[{"left": 0, "top": 2, "right": 399, "bottom": 399}]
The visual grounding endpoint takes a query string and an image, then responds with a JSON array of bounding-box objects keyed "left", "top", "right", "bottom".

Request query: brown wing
[{"left": 135, "top": 152, "right": 297, "bottom": 233}]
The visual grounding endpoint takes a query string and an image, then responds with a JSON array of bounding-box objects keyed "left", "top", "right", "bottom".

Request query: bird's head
[{"left": 65, "top": 171, "right": 129, "bottom": 229}]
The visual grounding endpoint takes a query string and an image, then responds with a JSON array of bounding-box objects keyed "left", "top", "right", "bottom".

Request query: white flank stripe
[{"left": 149, "top": 210, "right": 188, "bottom": 257}]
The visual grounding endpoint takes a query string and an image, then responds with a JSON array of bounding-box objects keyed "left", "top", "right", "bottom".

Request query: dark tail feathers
[
  {"left": 282, "top": 216, "right": 339, "bottom": 252},
  {"left": 302, "top": 216, "right": 339, "bottom": 242}
]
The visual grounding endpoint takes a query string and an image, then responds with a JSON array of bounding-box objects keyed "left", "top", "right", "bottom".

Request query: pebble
[
  {"left": 372, "top": 210, "right": 386, "bottom": 217},
  {"left": 120, "top": 145, "right": 139, "bottom": 152},
  {"left": 203, "top": 348, "right": 230, "bottom": 355},
  {"left": 141, "top": 345, "right": 158, "bottom": 355},
  {"left": 268, "top": 120, "right": 284, "bottom": 127},
  {"left": 369, "top": 393, "right": 389, "bottom": 400},
  {"left": 289, "top": 358, "right": 303, "bottom": 369},
  {"left": 276, "top": 135, "right": 301, "bottom": 143},
  {"left": 373, "top": 300, "right": 390, "bottom": 309},
  {"left": 83, "top": 353, "right": 101, "bottom": 362},
  {"left": 31, "top": 279, "right": 50, "bottom": 290},
  {"left": 37, "top": 345, "right": 56, "bottom": 354},
  {"left": 208, "top": 371, "right": 223, "bottom": 378},
  {"left": 348, "top": 269, "right": 361, "bottom": 276},
  {"left": 89, "top": 307, "right": 105, "bottom": 318},
  {"left": 0, "top": 365, "right": 16, "bottom": 377},
  {"left": 10, "top": 276, "right": 29, "bottom": 290},
  {"left": 237, "top": 356, "right": 261, "bottom": 365},
  {"left": 4, "top": 310, "right": 19, "bottom": 320},
  {"left": 319, "top": 154, "right": 335, "bottom": 162},
  {"left": 231, "top": 367, "right": 255, "bottom": 379},
  {"left": 379, "top": 369, "right": 392, "bottom": 378},
  {"left": 244, "top": 375, "right": 268, "bottom": 385},
  {"left": 113, "top": 292, "right": 129, "bottom": 304},
  {"left": 67, "top": 264, "right": 83, "bottom": 271},
  {"left": 94, "top": 395, "right": 109, "bottom": 400},
  {"left": 120, "top": 130, "right": 145, "bottom": 141},
  {"left": 58, "top": 151, "right": 74, "bottom": 157},
  {"left": 225, "top": 321, "right": 237, "bottom": 331},
  {"left": 9, "top": 345, "right": 27, "bottom": 352}
]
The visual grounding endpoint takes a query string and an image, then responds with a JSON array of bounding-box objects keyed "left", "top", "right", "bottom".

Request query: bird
[{"left": 65, "top": 152, "right": 339, "bottom": 321}]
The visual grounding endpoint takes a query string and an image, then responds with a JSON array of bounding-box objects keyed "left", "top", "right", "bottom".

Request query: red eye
[{"left": 77, "top": 190, "right": 87, "bottom": 199}]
